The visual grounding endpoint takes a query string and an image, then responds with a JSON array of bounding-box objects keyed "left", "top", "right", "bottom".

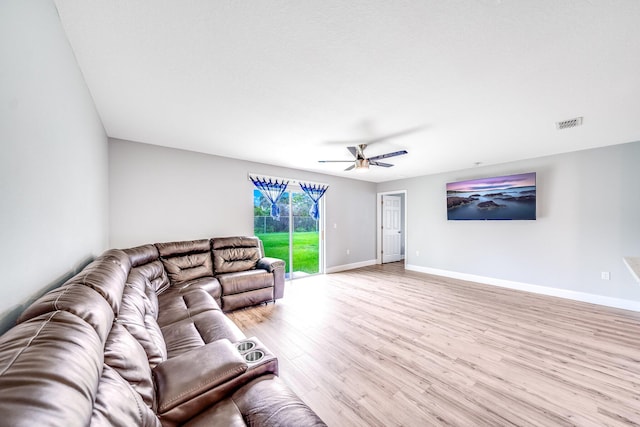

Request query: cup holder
[
  {"left": 244, "top": 350, "right": 264, "bottom": 363},
  {"left": 236, "top": 341, "right": 256, "bottom": 353}
]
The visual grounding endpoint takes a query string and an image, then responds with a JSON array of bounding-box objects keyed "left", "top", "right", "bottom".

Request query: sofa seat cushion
[
  {"left": 161, "top": 310, "right": 245, "bottom": 359},
  {"left": 163, "top": 275, "right": 221, "bottom": 298},
  {"left": 218, "top": 270, "right": 272, "bottom": 295},
  {"left": 157, "top": 288, "right": 221, "bottom": 328},
  {"left": 182, "top": 375, "right": 327, "bottom": 427},
  {"left": 184, "top": 277, "right": 222, "bottom": 308},
  {"left": 181, "top": 399, "right": 246, "bottom": 427}
]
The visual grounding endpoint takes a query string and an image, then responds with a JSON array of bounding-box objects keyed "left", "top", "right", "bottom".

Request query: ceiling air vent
[{"left": 556, "top": 117, "right": 583, "bottom": 130}]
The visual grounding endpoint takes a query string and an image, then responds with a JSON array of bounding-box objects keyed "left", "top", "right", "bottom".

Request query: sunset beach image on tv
[{"left": 446, "top": 172, "right": 536, "bottom": 220}]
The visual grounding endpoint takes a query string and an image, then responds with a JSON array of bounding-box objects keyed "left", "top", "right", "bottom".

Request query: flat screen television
[{"left": 446, "top": 172, "right": 536, "bottom": 220}]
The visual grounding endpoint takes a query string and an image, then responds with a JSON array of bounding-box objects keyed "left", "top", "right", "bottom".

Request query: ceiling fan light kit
[{"left": 355, "top": 159, "right": 370, "bottom": 171}]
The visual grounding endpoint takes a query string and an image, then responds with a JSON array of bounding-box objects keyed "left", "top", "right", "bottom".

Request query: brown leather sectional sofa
[{"left": 0, "top": 236, "right": 326, "bottom": 426}]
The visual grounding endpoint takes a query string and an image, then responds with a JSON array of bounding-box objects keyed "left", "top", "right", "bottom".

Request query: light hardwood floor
[{"left": 227, "top": 263, "right": 640, "bottom": 426}]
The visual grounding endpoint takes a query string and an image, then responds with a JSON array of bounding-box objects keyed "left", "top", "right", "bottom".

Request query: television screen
[{"left": 446, "top": 172, "right": 536, "bottom": 220}]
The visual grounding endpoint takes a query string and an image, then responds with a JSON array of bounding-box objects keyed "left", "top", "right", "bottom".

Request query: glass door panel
[
  {"left": 291, "top": 192, "right": 319, "bottom": 276},
  {"left": 253, "top": 190, "right": 291, "bottom": 274},
  {"left": 253, "top": 188, "right": 321, "bottom": 279}
]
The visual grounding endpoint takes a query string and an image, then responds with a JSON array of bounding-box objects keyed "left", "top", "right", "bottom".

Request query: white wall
[
  {"left": 0, "top": 0, "right": 109, "bottom": 332},
  {"left": 377, "top": 141, "right": 640, "bottom": 305},
  {"left": 109, "top": 139, "right": 377, "bottom": 270},
  {"left": 3, "top": 1, "right": 634, "bottom": 330}
]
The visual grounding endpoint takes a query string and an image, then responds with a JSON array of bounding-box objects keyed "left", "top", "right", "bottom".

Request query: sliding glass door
[{"left": 253, "top": 187, "right": 322, "bottom": 278}]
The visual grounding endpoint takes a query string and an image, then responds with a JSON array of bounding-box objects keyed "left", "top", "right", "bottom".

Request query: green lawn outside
[{"left": 256, "top": 232, "right": 319, "bottom": 274}]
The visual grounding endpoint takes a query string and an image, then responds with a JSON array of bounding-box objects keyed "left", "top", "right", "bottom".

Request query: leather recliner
[{"left": 0, "top": 237, "right": 325, "bottom": 426}]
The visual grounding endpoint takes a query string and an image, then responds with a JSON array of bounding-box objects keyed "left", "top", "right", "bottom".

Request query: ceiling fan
[
  {"left": 318, "top": 144, "right": 408, "bottom": 171},
  {"left": 318, "top": 127, "right": 419, "bottom": 171}
]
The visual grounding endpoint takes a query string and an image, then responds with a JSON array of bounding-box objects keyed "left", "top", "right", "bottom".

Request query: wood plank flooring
[{"left": 227, "top": 263, "right": 640, "bottom": 426}]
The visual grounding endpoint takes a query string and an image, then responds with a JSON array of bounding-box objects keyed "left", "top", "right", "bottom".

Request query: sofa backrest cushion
[
  {"left": 118, "top": 281, "right": 167, "bottom": 368},
  {"left": 104, "top": 323, "right": 156, "bottom": 410},
  {"left": 156, "top": 239, "right": 211, "bottom": 257},
  {"left": 90, "top": 365, "right": 161, "bottom": 427},
  {"left": 211, "top": 236, "right": 261, "bottom": 274},
  {"left": 63, "top": 249, "right": 130, "bottom": 316},
  {"left": 124, "top": 244, "right": 160, "bottom": 268},
  {"left": 161, "top": 253, "right": 213, "bottom": 286},
  {"left": 156, "top": 239, "right": 214, "bottom": 286},
  {"left": 126, "top": 271, "right": 160, "bottom": 320},
  {"left": 16, "top": 283, "right": 115, "bottom": 344},
  {"left": 124, "top": 244, "right": 172, "bottom": 294},
  {"left": 135, "top": 260, "right": 171, "bottom": 295},
  {"left": 0, "top": 311, "right": 103, "bottom": 427}
]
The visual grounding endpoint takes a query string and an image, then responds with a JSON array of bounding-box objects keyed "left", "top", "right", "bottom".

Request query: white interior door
[{"left": 382, "top": 195, "right": 402, "bottom": 263}]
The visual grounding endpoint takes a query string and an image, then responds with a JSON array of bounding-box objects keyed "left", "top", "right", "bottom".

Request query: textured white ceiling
[{"left": 54, "top": 0, "right": 640, "bottom": 182}]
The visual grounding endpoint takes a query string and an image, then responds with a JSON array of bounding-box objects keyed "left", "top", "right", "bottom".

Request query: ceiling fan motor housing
[{"left": 355, "top": 159, "right": 369, "bottom": 169}]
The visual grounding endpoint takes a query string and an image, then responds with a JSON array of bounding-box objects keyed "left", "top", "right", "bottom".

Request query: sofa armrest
[
  {"left": 257, "top": 258, "right": 285, "bottom": 300},
  {"left": 153, "top": 339, "right": 247, "bottom": 426},
  {"left": 256, "top": 257, "right": 285, "bottom": 273}
]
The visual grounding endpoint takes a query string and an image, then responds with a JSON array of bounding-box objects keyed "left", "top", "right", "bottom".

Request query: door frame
[
  {"left": 376, "top": 190, "right": 407, "bottom": 266},
  {"left": 284, "top": 184, "right": 326, "bottom": 279},
  {"left": 251, "top": 176, "right": 326, "bottom": 280}
]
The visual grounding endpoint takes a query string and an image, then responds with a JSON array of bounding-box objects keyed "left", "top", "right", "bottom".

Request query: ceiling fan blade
[
  {"left": 318, "top": 160, "right": 355, "bottom": 163},
  {"left": 370, "top": 161, "right": 393, "bottom": 167},
  {"left": 363, "top": 126, "right": 424, "bottom": 145},
  {"left": 344, "top": 164, "right": 355, "bottom": 171},
  {"left": 367, "top": 150, "right": 408, "bottom": 161},
  {"left": 346, "top": 146, "right": 360, "bottom": 158}
]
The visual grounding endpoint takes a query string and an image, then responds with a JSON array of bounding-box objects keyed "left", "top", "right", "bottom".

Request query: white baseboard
[
  {"left": 405, "top": 264, "right": 640, "bottom": 312},
  {"left": 326, "top": 259, "right": 377, "bottom": 274}
]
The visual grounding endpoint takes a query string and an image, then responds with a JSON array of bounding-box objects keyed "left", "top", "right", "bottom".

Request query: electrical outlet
[
  {"left": 416, "top": 250, "right": 420, "bottom": 256},
  {"left": 346, "top": 249, "right": 350, "bottom": 255},
  {"left": 601, "top": 271, "right": 610, "bottom": 280}
]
